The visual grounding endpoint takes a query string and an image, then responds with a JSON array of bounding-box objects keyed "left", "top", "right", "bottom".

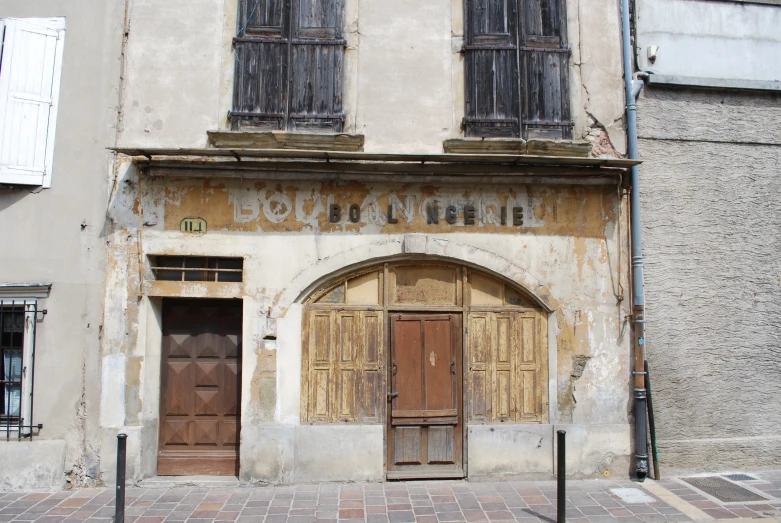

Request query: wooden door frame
[
  {"left": 157, "top": 298, "right": 243, "bottom": 476},
  {"left": 385, "top": 311, "right": 466, "bottom": 479}
]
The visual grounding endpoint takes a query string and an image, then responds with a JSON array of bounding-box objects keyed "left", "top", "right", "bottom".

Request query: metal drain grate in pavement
[
  {"left": 682, "top": 476, "right": 767, "bottom": 502},
  {"left": 725, "top": 473, "right": 757, "bottom": 481}
]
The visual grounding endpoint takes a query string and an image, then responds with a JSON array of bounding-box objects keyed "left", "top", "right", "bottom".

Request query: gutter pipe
[{"left": 619, "top": 0, "right": 649, "bottom": 480}]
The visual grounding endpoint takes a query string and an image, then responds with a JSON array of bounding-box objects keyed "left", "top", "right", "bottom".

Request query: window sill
[
  {"left": 443, "top": 138, "right": 591, "bottom": 158},
  {"left": 207, "top": 131, "right": 365, "bottom": 152}
]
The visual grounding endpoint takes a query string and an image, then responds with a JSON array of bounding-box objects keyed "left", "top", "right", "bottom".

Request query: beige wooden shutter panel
[
  {"left": 359, "top": 311, "right": 383, "bottom": 423},
  {"left": 304, "top": 309, "right": 334, "bottom": 422},
  {"left": 467, "top": 312, "right": 491, "bottom": 421},
  {"left": 335, "top": 311, "right": 359, "bottom": 421},
  {"left": 467, "top": 311, "right": 546, "bottom": 422},
  {"left": 303, "top": 309, "right": 384, "bottom": 423}
]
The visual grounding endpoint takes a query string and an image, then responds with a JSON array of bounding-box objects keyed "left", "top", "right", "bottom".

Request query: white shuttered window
[{"left": 0, "top": 18, "right": 65, "bottom": 188}]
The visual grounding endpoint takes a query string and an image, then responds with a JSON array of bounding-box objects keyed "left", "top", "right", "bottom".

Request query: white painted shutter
[{"left": 0, "top": 19, "right": 65, "bottom": 187}]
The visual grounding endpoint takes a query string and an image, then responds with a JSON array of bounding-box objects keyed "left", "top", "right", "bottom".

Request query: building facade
[
  {"left": 0, "top": 0, "right": 123, "bottom": 489},
  {"left": 2, "top": 0, "right": 778, "bottom": 491},
  {"left": 98, "top": 0, "right": 639, "bottom": 484},
  {"left": 634, "top": 0, "right": 781, "bottom": 473}
]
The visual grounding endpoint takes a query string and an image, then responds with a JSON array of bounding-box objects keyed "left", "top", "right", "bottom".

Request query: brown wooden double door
[
  {"left": 387, "top": 314, "right": 464, "bottom": 479},
  {"left": 158, "top": 299, "right": 242, "bottom": 476}
]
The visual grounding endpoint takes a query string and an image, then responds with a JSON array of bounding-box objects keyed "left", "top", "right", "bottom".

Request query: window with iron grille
[
  {"left": 0, "top": 299, "right": 43, "bottom": 440},
  {"left": 464, "top": 0, "right": 572, "bottom": 139},
  {"left": 152, "top": 256, "right": 244, "bottom": 283},
  {"left": 231, "top": 0, "right": 345, "bottom": 132}
]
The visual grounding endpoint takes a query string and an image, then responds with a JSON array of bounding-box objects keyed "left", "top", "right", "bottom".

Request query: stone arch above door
[{"left": 271, "top": 234, "right": 560, "bottom": 317}]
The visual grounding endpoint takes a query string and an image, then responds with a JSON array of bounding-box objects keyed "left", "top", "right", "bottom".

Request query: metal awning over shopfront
[{"left": 110, "top": 148, "right": 640, "bottom": 186}]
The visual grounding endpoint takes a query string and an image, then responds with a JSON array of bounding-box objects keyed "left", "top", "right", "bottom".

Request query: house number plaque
[{"left": 180, "top": 217, "right": 207, "bottom": 235}]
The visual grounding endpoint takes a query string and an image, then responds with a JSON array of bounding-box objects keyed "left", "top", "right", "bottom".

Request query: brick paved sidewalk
[{"left": 1, "top": 472, "right": 781, "bottom": 523}]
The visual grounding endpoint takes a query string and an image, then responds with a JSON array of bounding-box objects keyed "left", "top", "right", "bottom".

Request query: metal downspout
[{"left": 620, "top": 0, "right": 648, "bottom": 481}]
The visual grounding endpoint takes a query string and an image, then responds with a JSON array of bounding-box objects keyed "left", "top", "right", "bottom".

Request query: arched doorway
[{"left": 301, "top": 261, "right": 548, "bottom": 479}]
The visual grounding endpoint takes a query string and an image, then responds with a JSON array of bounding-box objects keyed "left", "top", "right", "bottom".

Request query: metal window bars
[
  {"left": 1, "top": 300, "right": 43, "bottom": 441},
  {"left": 151, "top": 256, "right": 244, "bottom": 283}
]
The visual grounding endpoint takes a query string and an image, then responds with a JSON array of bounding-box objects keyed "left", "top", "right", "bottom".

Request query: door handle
[{"left": 387, "top": 392, "right": 398, "bottom": 401}]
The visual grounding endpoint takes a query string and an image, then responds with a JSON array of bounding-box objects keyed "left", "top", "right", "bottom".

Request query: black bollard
[
  {"left": 115, "top": 434, "right": 127, "bottom": 523},
  {"left": 557, "top": 430, "right": 566, "bottom": 523}
]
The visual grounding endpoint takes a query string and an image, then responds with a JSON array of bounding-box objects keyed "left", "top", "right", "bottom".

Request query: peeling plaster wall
[
  {"left": 0, "top": 0, "right": 123, "bottom": 488},
  {"left": 105, "top": 0, "right": 632, "bottom": 484},
  {"left": 575, "top": 0, "right": 627, "bottom": 155},
  {"left": 637, "top": 87, "right": 781, "bottom": 473},
  {"left": 99, "top": 163, "right": 633, "bottom": 482},
  {"left": 117, "top": 0, "right": 627, "bottom": 156}
]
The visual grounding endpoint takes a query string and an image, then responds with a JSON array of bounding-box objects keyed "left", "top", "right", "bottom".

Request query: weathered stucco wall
[
  {"left": 637, "top": 87, "right": 781, "bottom": 473},
  {"left": 99, "top": 159, "right": 633, "bottom": 482},
  {"left": 117, "top": 0, "right": 627, "bottom": 155},
  {"left": 102, "top": 0, "right": 634, "bottom": 484},
  {"left": 0, "top": 0, "right": 122, "bottom": 489}
]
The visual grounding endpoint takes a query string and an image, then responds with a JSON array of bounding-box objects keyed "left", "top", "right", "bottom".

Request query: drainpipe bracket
[{"left": 631, "top": 79, "right": 645, "bottom": 99}]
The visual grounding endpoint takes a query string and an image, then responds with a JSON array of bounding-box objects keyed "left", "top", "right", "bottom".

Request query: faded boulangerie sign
[{"left": 156, "top": 181, "right": 613, "bottom": 237}]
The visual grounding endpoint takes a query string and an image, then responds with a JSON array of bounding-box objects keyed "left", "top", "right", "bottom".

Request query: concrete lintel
[
  {"left": 207, "top": 131, "right": 365, "bottom": 152},
  {"left": 145, "top": 281, "right": 243, "bottom": 299},
  {"left": 0, "top": 283, "right": 52, "bottom": 299},
  {"left": 692, "top": 0, "right": 781, "bottom": 7},
  {"left": 443, "top": 138, "right": 527, "bottom": 155},
  {"left": 527, "top": 139, "right": 592, "bottom": 158},
  {"left": 646, "top": 74, "right": 781, "bottom": 92},
  {"left": 443, "top": 137, "right": 599, "bottom": 158}
]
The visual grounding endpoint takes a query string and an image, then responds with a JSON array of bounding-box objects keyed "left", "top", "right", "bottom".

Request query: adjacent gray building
[{"left": 635, "top": 0, "right": 781, "bottom": 473}]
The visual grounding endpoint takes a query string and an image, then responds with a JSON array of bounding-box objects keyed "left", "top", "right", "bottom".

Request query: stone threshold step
[{"left": 137, "top": 475, "right": 241, "bottom": 488}]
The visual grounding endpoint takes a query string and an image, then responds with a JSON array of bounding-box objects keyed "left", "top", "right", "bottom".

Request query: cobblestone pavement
[{"left": 1, "top": 472, "right": 780, "bottom": 523}]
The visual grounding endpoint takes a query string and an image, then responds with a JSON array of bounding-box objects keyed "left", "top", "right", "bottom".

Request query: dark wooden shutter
[
  {"left": 464, "top": 0, "right": 521, "bottom": 137},
  {"left": 232, "top": 0, "right": 291, "bottom": 130},
  {"left": 519, "top": 0, "right": 571, "bottom": 138},
  {"left": 288, "top": 0, "right": 345, "bottom": 131}
]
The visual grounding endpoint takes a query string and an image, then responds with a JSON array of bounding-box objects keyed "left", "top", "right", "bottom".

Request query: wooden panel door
[
  {"left": 158, "top": 299, "right": 242, "bottom": 476},
  {"left": 387, "top": 314, "right": 463, "bottom": 479}
]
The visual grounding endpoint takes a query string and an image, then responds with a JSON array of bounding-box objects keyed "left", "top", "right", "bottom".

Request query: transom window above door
[
  {"left": 311, "top": 263, "right": 537, "bottom": 309},
  {"left": 231, "top": 0, "right": 345, "bottom": 132}
]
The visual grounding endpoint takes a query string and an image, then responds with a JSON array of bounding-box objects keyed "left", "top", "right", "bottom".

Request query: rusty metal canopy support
[{"left": 109, "top": 147, "right": 639, "bottom": 185}]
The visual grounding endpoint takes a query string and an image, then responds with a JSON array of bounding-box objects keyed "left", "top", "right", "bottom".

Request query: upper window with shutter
[
  {"left": 464, "top": 0, "right": 571, "bottom": 139},
  {"left": 0, "top": 18, "right": 65, "bottom": 188},
  {"left": 232, "top": 0, "right": 345, "bottom": 132}
]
